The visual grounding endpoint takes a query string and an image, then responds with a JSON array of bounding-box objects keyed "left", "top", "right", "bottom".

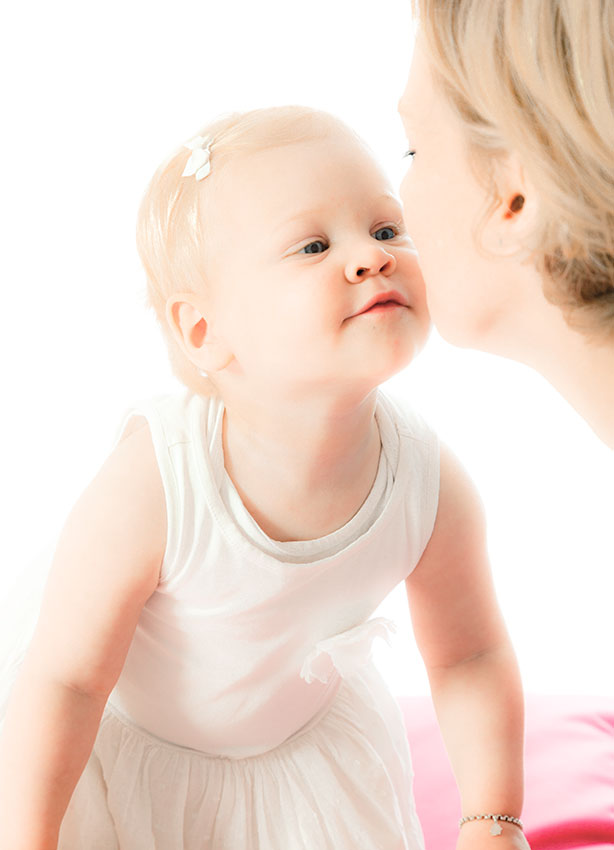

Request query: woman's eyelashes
[{"left": 403, "top": 149, "right": 416, "bottom": 160}]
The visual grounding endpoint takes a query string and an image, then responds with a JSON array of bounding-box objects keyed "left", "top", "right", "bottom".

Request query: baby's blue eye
[
  {"left": 300, "top": 240, "right": 329, "bottom": 254},
  {"left": 373, "top": 226, "right": 397, "bottom": 241}
]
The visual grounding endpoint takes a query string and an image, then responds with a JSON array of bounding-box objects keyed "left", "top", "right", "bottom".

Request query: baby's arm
[
  {"left": 0, "top": 423, "right": 166, "bottom": 850},
  {"left": 405, "top": 445, "right": 529, "bottom": 850}
]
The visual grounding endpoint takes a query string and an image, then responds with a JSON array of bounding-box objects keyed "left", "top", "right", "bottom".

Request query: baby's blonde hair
[
  {"left": 136, "top": 105, "right": 344, "bottom": 395},
  {"left": 412, "top": 0, "right": 614, "bottom": 342}
]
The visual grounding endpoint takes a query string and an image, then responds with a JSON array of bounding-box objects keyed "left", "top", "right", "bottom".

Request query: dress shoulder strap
[{"left": 377, "top": 390, "right": 441, "bottom": 570}]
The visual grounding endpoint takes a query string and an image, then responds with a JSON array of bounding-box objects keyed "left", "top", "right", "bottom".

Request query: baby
[{"left": 0, "top": 106, "right": 528, "bottom": 850}]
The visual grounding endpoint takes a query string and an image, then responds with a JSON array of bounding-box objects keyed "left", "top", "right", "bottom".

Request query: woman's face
[{"left": 398, "top": 34, "right": 527, "bottom": 349}]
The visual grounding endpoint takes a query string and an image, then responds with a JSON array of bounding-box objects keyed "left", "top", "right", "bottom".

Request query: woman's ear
[
  {"left": 484, "top": 152, "right": 539, "bottom": 255},
  {"left": 165, "top": 293, "right": 234, "bottom": 374}
]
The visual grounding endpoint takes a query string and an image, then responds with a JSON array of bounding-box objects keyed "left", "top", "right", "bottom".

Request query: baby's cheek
[{"left": 403, "top": 252, "right": 428, "bottom": 311}]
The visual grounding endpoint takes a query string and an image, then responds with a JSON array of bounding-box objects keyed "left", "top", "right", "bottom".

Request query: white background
[{"left": 1, "top": 0, "right": 612, "bottom": 697}]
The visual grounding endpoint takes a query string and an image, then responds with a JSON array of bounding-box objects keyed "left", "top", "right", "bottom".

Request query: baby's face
[{"left": 203, "top": 127, "right": 430, "bottom": 399}]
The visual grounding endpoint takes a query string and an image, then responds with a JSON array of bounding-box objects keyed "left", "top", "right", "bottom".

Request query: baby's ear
[{"left": 165, "top": 293, "right": 233, "bottom": 374}]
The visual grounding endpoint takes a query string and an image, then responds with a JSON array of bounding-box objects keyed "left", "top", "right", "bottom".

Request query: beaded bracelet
[{"left": 459, "top": 813, "right": 524, "bottom": 836}]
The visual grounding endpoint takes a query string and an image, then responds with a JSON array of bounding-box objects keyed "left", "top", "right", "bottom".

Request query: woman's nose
[{"left": 345, "top": 243, "right": 397, "bottom": 283}]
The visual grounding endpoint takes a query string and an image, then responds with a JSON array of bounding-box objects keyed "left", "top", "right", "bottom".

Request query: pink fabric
[{"left": 398, "top": 694, "right": 614, "bottom": 850}]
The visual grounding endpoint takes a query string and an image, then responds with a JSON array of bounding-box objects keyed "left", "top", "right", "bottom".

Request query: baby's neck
[{"left": 220, "top": 389, "right": 382, "bottom": 542}]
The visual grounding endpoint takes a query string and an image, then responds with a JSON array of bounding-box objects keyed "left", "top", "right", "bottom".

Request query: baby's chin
[
  {"left": 386, "top": 317, "right": 432, "bottom": 369},
  {"left": 361, "top": 336, "right": 430, "bottom": 391},
  {"left": 378, "top": 349, "right": 422, "bottom": 385}
]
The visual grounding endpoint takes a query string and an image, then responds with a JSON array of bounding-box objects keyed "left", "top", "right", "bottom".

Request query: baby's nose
[{"left": 345, "top": 245, "right": 396, "bottom": 283}]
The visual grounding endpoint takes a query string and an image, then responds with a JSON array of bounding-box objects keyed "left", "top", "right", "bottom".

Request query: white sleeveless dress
[{"left": 21, "top": 389, "right": 440, "bottom": 849}]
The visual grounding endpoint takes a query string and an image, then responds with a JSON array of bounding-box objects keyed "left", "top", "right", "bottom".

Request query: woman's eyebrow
[
  {"left": 397, "top": 97, "right": 416, "bottom": 133},
  {"left": 398, "top": 93, "right": 415, "bottom": 116}
]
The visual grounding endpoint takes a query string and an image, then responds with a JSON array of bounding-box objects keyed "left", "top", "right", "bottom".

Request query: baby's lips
[{"left": 352, "top": 289, "right": 410, "bottom": 317}]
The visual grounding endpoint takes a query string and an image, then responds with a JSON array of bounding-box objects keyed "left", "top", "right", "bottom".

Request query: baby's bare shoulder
[
  {"left": 409, "top": 442, "right": 487, "bottom": 583},
  {"left": 82, "top": 417, "right": 166, "bottom": 560},
  {"left": 26, "top": 419, "right": 167, "bottom": 697}
]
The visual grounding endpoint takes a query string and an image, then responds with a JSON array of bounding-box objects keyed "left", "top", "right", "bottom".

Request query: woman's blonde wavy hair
[
  {"left": 412, "top": 0, "right": 614, "bottom": 342},
  {"left": 136, "top": 106, "right": 340, "bottom": 395}
]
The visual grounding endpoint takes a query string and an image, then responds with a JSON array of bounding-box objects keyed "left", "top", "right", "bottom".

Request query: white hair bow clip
[{"left": 182, "top": 135, "right": 212, "bottom": 181}]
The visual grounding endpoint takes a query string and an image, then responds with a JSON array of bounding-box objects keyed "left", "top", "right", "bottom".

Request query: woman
[{"left": 399, "top": 0, "right": 614, "bottom": 447}]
